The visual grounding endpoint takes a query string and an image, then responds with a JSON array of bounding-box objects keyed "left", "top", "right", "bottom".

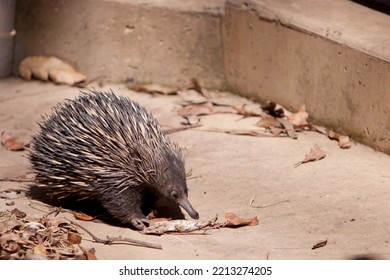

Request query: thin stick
[
  {"left": 163, "top": 124, "right": 202, "bottom": 135},
  {"left": 0, "top": 177, "right": 34, "bottom": 183},
  {"left": 65, "top": 218, "right": 162, "bottom": 250},
  {"left": 249, "top": 194, "right": 290, "bottom": 208}
]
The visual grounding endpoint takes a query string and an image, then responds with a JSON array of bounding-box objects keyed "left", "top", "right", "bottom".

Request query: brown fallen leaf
[
  {"left": 295, "top": 144, "right": 327, "bottom": 167},
  {"left": 181, "top": 114, "right": 201, "bottom": 126},
  {"left": 269, "top": 126, "right": 286, "bottom": 137},
  {"left": 10, "top": 208, "right": 27, "bottom": 219},
  {"left": 312, "top": 239, "right": 328, "bottom": 250},
  {"left": 224, "top": 213, "right": 259, "bottom": 227},
  {"left": 261, "top": 101, "right": 285, "bottom": 118},
  {"left": 234, "top": 104, "right": 262, "bottom": 117},
  {"left": 130, "top": 84, "right": 178, "bottom": 95},
  {"left": 327, "top": 129, "right": 353, "bottom": 149},
  {"left": 0, "top": 235, "right": 20, "bottom": 254},
  {"left": 68, "top": 232, "right": 82, "bottom": 245},
  {"left": 5, "top": 201, "right": 15, "bottom": 206},
  {"left": 178, "top": 101, "right": 215, "bottom": 117},
  {"left": 33, "top": 244, "right": 47, "bottom": 256},
  {"left": 1, "top": 132, "right": 25, "bottom": 151},
  {"left": 256, "top": 113, "right": 282, "bottom": 128},
  {"left": 19, "top": 56, "right": 86, "bottom": 85},
  {"left": 73, "top": 211, "right": 94, "bottom": 221},
  {"left": 338, "top": 135, "right": 352, "bottom": 149},
  {"left": 86, "top": 248, "right": 98, "bottom": 260},
  {"left": 187, "top": 78, "right": 212, "bottom": 98},
  {"left": 277, "top": 118, "right": 297, "bottom": 139},
  {"left": 288, "top": 105, "right": 309, "bottom": 126}
]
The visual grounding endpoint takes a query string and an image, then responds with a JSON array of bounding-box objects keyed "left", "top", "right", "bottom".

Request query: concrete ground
[{"left": 0, "top": 77, "right": 390, "bottom": 259}]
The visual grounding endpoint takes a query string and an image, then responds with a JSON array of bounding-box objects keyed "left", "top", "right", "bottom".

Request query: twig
[
  {"left": 194, "top": 127, "right": 276, "bottom": 137},
  {"left": 65, "top": 218, "right": 162, "bottom": 250},
  {"left": 249, "top": 194, "right": 290, "bottom": 208},
  {"left": 0, "top": 177, "right": 34, "bottom": 183},
  {"left": 163, "top": 124, "right": 202, "bottom": 135}
]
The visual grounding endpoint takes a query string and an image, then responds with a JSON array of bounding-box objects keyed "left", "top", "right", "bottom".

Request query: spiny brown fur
[{"left": 29, "top": 89, "right": 199, "bottom": 229}]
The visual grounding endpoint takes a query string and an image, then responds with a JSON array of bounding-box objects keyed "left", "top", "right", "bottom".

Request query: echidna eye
[{"left": 171, "top": 191, "right": 179, "bottom": 200}]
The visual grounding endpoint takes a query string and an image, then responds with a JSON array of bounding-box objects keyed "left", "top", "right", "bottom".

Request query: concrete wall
[
  {"left": 13, "top": 0, "right": 226, "bottom": 88},
  {"left": 0, "top": 0, "right": 16, "bottom": 78},
  {"left": 223, "top": 1, "right": 390, "bottom": 153}
]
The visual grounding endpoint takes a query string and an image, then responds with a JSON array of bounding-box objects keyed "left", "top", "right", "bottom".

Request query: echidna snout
[
  {"left": 178, "top": 196, "right": 199, "bottom": 220},
  {"left": 29, "top": 89, "right": 199, "bottom": 230}
]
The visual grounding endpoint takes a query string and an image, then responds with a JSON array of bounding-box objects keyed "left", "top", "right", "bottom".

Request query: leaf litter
[
  {"left": 295, "top": 144, "right": 327, "bottom": 167},
  {"left": 0, "top": 206, "right": 163, "bottom": 259},
  {"left": 132, "top": 78, "right": 354, "bottom": 171}
]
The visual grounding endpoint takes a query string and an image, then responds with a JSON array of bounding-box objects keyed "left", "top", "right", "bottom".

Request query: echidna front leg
[{"left": 99, "top": 186, "right": 149, "bottom": 230}]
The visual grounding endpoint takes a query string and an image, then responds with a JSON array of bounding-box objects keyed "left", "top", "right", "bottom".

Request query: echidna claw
[{"left": 131, "top": 217, "right": 150, "bottom": 230}]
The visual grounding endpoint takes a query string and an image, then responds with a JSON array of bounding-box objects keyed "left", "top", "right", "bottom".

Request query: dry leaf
[
  {"left": 86, "top": 248, "right": 97, "bottom": 260},
  {"left": 338, "top": 135, "right": 352, "bottom": 149},
  {"left": 256, "top": 113, "right": 281, "bottom": 128},
  {"left": 131, "top": 84, "right": 178, "bottom": 95},
  {"left": 0, "top": 235, "right": 20, "bottom": 253},
  {"left": 0, "top": 189, "right": 25, "bottom": 199},
  {"left": 277, "top": 118, "right": 297, "bottom": 139},
  {"left": 10, "top": 208, "right": 26, "bottom": 218},
  {"left": 295, "top": 144, "right": 327, "bottom": 167},
  {"left": 1, "top": 132, "right": 25, "bottom": 151},
  {"left": 327, "top": 129, "right": 352, "bottom": 149},
  {"left": 73, "top": 212, "right": 94, "bottom": 221},
  {"left": 178, "top": 101, "right": 215, "bottom": 117},
  {"left": 181, "top": 114, "right": 201, "bottom": 126},
  {"left": 224, "top": 213, "right": 259, "bottom": 227},
  {"left": 261, "top": 101, "right": 285, "bottom": 118},
  {"left": 312, "top": 239, "right": 328, "bottom": 250},
  {"left": 33, "top": 244, "right": 47, "bottom": 256},
  {"left": 269, "top": 126, "right": 285, "bottom": 137},
  {"left": 19, "top": 56, "right": 86, "bottom": 85},
  {"left": 5, "top": 201, "right": 15, "bottom": 206},
  {"left": 288, "top": 105, "right": 309, "bottom": 126},
  {"left": 234, "top": 104, "right": 262, "bottom": 117},
  {"left": 68, "top": 232, "right": 82, "bottom": 244}
]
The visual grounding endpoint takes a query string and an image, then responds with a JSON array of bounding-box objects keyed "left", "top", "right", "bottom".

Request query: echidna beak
[{"left": 179, "top": 197, "right": 199, "bottom": 220}]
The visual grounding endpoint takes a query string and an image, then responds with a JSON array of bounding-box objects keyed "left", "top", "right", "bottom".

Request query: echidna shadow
[{"left": 28, "top": 89, "right": 199, "bottom": 229}]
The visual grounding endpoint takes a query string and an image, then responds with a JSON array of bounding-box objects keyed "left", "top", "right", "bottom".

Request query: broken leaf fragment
[
  {"left": 130, "top": 84, "right": 178, "bottom": 95},
  {"left": 224, "top": 213, "right": 259, "bottom": 227},
  {"left": 261, "top": 101, "right": 285, "bottom": 118},
  {"left": 33, "top": 244, "right": 47, "bottom": 256},
  {"left": 178, "top": 101, "right": 215, "bottom": 117},
  {"left": 1, "top": 132, "right": 25, "bottom": 151},
  {"left": 73, "top": 211, "right": 94, "bottom": 221},
  {"left": 288, "top": 105, "right": 309, "bottom": 126},
  {"left": 312, "top": 239, "right": 328, "bottom": 250},
  {"left": 327, "top": 129, "right": 353, "bottom": 149},
  {"left": 295, "top": 144, "right": 327, "bottom": 167},
  {"left": 68, "top": 232, "right": 82, "bottom": 245}
]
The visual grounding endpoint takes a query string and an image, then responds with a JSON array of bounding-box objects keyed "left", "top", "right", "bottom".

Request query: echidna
[{"left": 29, "top": 89, "right": 199, "bottom": 229}]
